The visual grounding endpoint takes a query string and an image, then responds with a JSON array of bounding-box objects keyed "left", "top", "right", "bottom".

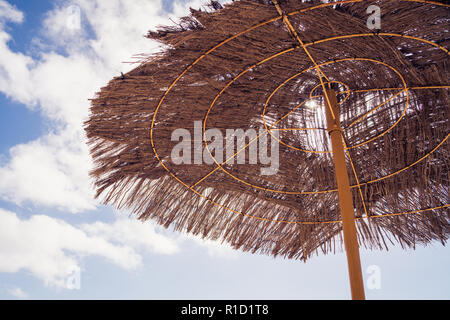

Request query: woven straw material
[{"left": 85, "top": 0, "right": 449, "bottom": 260}]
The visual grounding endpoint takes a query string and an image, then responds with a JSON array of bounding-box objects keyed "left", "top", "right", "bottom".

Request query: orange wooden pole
[{"left": 324, "top": 89, "right": 366, "bottom": 300}]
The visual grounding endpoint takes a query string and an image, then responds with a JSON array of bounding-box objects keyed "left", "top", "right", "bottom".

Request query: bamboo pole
[{"left": 324, "top": 88, "right": 366, "bottom": 300}]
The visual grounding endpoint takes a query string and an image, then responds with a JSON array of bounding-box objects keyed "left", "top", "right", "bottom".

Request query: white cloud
[
  {"left": 76, "top": 0, "right": 166, "bottom": 68},
  {"left": 8, "top": 287, "right": 28, "bottom": 299},
  {"left": 81, "top": 217, "right": 179, "bottom": 255},
  {"left": 0, "top": 0, "right": 23, "bottom": 24},
  {"left": 0, "top": 31, "right": 35, "bottom": 106},
  {"left": 0, "top": 208, "right": 179, "bottom": 287},
  {"left": 0, "top": 0, "right": 239, "bottom": 289},
  {"left": 0, "top": 131, "right": 96, "bottom": 213},
  {"left": 187, "top": 235, "right": 239, "bottom": 259},
  {"left": 0, "top": 0, "right": 203, "bottom": 212},
  {"left": 42, "top": 4, "right": 83, "bottom": 46}
]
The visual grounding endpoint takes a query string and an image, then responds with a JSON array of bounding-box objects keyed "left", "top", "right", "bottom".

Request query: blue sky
[{"left": 0, "top": 0, "right": 449, "bottom": 300}]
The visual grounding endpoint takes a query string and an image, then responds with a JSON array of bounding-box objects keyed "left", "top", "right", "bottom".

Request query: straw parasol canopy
[{"left": 85, "top": 0, "right": 449, "bottom": 263}]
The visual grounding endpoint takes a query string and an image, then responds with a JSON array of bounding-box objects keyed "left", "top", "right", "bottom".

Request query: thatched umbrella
[{"left": 85, "top": 0, "right": 449, "bottom": 299}]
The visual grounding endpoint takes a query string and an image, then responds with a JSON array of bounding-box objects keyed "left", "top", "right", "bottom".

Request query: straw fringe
[{"left": 85, "top": 0, "right": 449, "bottom": 260}]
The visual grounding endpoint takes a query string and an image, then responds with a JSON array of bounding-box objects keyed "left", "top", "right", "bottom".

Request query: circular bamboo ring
[
  {"left": 151, "top": 0, "right": 450, "bottom": 224},
  {"left": 204, "top": 57, "right": 408, "bottom": 193},
  {"left": 262, "top": 59, "right": 408, "bottom": 154}
]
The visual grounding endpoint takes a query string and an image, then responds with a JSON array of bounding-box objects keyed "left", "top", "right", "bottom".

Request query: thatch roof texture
[{"left": 85, "top": 0, "right": 449, "bottom": 260}]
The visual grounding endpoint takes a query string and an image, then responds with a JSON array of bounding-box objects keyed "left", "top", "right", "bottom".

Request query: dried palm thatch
[{"left": 85, "top": 0, "right": 449, "bottom": 261}]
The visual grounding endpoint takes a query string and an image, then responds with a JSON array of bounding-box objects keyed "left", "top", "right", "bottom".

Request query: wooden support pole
[{"left": 324, "top": 89, "right": 366, "bottom": 300}]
